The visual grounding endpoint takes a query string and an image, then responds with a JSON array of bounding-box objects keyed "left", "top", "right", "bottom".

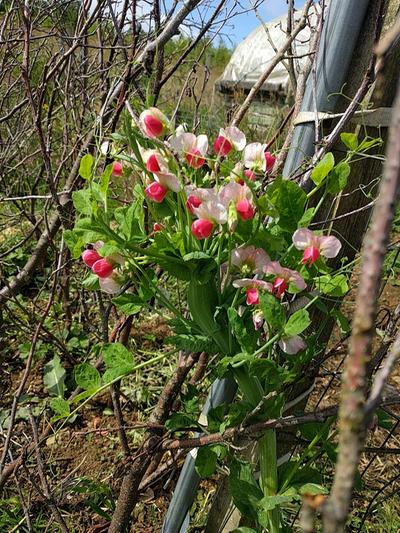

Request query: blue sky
[{"left": 228, "top": 0, "right": 305, "bottom": 46}]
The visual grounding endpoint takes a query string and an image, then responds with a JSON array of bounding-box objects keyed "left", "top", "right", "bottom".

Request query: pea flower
[
  {"left": 264, "top": 261, "right": 306, "bottom": 298},
  {"left": 82, "top": 248, "right": 101, "bottom": 268},
  {"left": 292, "top": 228, "right": 342, "bottom": 266},
  {"left": 112, "top": 161, "right": 123, "bottom": 177},
  {"left": 99, "top": 274, "right": 122, "bottom": 294},
  {"left": 92, "top": 258, "right": 114, "bottom": 278},
  {"left": 169, "top": 129, "right": 208, "bottom": 168},
  {"left": 232, "top": 278, "right": 273, "bottom": 306},
  {"left": 219, "top": 181, "right": 255, "bottom": 222},
  {"left": 265, "top": 151, "right": 276, "bottom": 172},
  {"left": 142, "top": 150, "right": 181, "bottom": 194},
  {"left": 214, "top": 126, "right": 246, "bottom": 156},
  {"left": 231, "top": 245, "right": 270, "bottom": 276},
  {"left": 191, "top": 199, "right": 227, "bottom": 240},
  {"left": 139, "top": 107, "right": 169, "bottom": 138},
  {"left": 278, "top": 335, "right": 306, "bottom": 354},
  {"left": 145, "top": 182, "right": 167, "bottom": 203},
  {"left": 252, "top": 310, "right": 264, "bottom": 330},
  {"left": 185, "top": 186, "right": 218, "bottom": 214}
]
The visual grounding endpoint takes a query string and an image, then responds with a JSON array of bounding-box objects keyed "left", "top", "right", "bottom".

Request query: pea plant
[{"left": 62, "top": 107, "right": 379, "bottom": 530}]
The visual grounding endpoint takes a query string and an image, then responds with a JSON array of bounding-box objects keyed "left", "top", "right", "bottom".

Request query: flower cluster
[{"left": 78, "top": 106, "right": 343, "bottom": 356}]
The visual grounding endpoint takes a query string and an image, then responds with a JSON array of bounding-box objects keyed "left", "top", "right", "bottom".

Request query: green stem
[{"left": 233, "top": 367, "right": 280, "bottom": 532}]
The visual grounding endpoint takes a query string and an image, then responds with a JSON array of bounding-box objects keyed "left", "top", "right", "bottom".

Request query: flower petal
[
  {"left": 99, "top": 275, "right": 122, "bottom": 294},
  {"left": 318, "top": 235, "right": 342, "bottom": 258},
  {"left": 224, "top": 126, "right": 246, "bottom": 151},
  {"left": 292, "top": 228, "right": 315, "bottom": 250},
  {"left": 278, "top": 335, "right": 305, "bottom": 354}
]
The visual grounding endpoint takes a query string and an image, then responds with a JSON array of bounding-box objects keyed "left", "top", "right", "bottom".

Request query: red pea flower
[
  {"left": 186, "top": 194, "right": 202, "bottom": 214},
  {"left": 236, "top": 199, "right": 255, "bottom": 221},
  {"left": 292, "top": 228, "right": 342, "bottom": 267},
  {"left": 265, "top": 151, "right": 276, "bottom": 172},
  {"left": 92, "top": 258, "right": 114, "bottom": 278},
  {"left": 145, "top": 182, "right": 168, "bottom": 203},
  {"left": 82, "top": 249, "right": 101, "bottom": 268},
  {"left": 139, "top": 108, "right": 169, "bottom": 138},
  {"left": 112, "top": 161, "right": 123, "bottom": 177},
  {"left": 191, "top": 219, "right": 214, "bottom": 240}
]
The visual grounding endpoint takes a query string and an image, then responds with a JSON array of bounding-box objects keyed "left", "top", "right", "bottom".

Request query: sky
[{"left": 223, "top": 0, "right": 305, "bottom": 46}]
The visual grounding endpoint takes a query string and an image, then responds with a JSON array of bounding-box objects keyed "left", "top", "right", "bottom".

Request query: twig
[{"left": 322, "top": 70, "right": 400, "bottom": 533}]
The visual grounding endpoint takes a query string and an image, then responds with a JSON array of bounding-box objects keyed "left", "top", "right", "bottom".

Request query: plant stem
[{"left": 233, "top": 367, "right": 280, "bottom": 531}]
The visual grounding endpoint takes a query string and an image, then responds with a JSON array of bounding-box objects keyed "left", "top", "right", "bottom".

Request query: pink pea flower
[
  {"left": 186, "top": 194, "right": 202, "bottom": 214},
  {"left": 142, "top": 150, "right": 181, "bottom": 193},
  {"left": 265, "top": 151, "right": 276, "bottom": 172},
  {"left": 219, "top": 181, "right": 255, "bottom": 223},
  {"left": 244, "top": 169, "right": 256, "bottom": 181},
  {"left": 214, "top": 126, "right": 246, "bottom": 156},
  {"left": 139, "top": 108, "right": 169, "bottom": 138},
  {"left": 92, "top": 258, "right": 114, "bottom": 278},
  {"left": 169, "top": 129, "right": 208, "bottom": 169},
  {"left": 232, "top": 278, "right": 273, "bottom": 306},
  {"left": 243, "top": 143, "right": 268, "bottom": 173},
  {"left": 191, "top": 199, "right": 227, "bottom": 240},
  {"left": 82, "top": 249, "right": 101, "bottom": 268},
  {"left": 252, "top": 310, "right": 264, "bottom": 330},
  {"left": 145, "top": 182, "right": 168, "bottom": 203},
  {"left": 292, "top": 228, "right": 342, "bottom": 267},
  {"left": 264, "top": 261, "right": 306, "bottom": 297},
  {"left": 278, "top": 335, "right": 306, "bottom": 354},
  {"left": 191, "top": 219, "right": 214, "bottom": 240},
  {"left": 112, "top": 161, "right": 123, "bottom": 177},
  {"left": 231, "top": 245, "right": 270, "bottom": 276},
  {"left": 99, "top": 273, "right": 122, "bottom": 294}
]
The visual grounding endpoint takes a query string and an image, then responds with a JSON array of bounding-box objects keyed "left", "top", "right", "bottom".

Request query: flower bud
[
  {"left": 236, "top": 199, "right": 255, "bottom": 221},
  {"left": 145, "top": 182, "right": 167, "bottom": 203},
  {"left": 265, "top": 151, "right": 276, "bottom": 172},
  {"left": 139, "top": 108, "right": 167, "bottom": 138},
  {"left": 186, "top": 149, "right": 205, "bottom": 169},
  {"left": 153, "top": 223, "right": 162, "bottom": 232},
  {"left": 246, "top": 287, "right": 259, "bottom": 305},
  {"left": 92, "top": 258, "right": 114, "bottom": 278},
  {"left": 244, "top": 169, "right": 256, "bottom": 181},
  {"left": 146, "top": 153, "right": 161, "bottom": 173},
  {"left": 214, "top": 135, "right": 232, "bottom": 156},
  {"left": 112, "top": 161, "right": 123, "bottom": 177},
  {"left": 186, "top": 194, "right": 202, "bottom": 214},
  {"left": 272, "top": 277, "right": 287, "bottom": 298},
  {"left": 82, "top": 249, "right": 101, "bottom": 268},
  {"left": 191, "top": 219, "right": 214, "bottom": 240}
]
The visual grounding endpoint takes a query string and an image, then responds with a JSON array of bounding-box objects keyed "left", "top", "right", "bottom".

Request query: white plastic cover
[{"left": 216, "top": 11, "right": 317, "bottom": 93}]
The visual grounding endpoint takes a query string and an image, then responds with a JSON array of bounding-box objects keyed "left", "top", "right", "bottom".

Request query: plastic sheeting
[{"left": 216, "top": 11, "right": 315, "bottom": 94}]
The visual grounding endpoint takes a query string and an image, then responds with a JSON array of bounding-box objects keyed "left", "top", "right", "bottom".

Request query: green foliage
[
  {"left": 284, "top": 309, "right": 311, "bottom": 337},
  {"left": 311, "top": 152, "right": 335, "bottom": 186},
  {"left": 102, "top": 343, "right": 135, "bottom": 382},
  {"left": 43, "top": 355, "right": 66, "bottom": 397}
]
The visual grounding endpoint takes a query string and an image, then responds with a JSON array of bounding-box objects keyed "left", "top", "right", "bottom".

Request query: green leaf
[
  {"left": 266, "top": 178, "right": 307, "bottom": 232},
  {"left": 82, "top": 272, "right": 100, "bottom": 290},
  {"left": 340, "top": 132, "right": 358, "bottom": 151},
  {"left": 114, "top": 197, "right": 144, "bottom": 241},
  {"left": 49, "top": 397, "right": 70, "bottom": 417},
  {"left": 311, "top": 152, "right": 335, "bottom": 186},
  {"left": 165, "top": 334, "right": 218, "bottom": 353},
  {"left": 102, "top": 343, "right": 135, "bottom": 380},
  {"left": 298, "top": 483, "right": 328, "bottom": 496},
  {"left": 257, "top": 495, "right": 294, "bottom": 527},
  {"left": 327, "top": 161, "right": 350, "bottom": 194},
  {"left": 232, "top": 528, "right": 258, "bottom": 533},
  {"left": 165, "top": 413, "right": 198, "bottom": 431},
  {"left": 315, "top": 274, "right": 349, "bottom": 296},
  {"left": 74, "top": 363, "right": 101, "bottom": 390},
  {"left": 228, "top": 308, "right": 258, "bottom": 354},
  {"left": 298, "top": 208, "right": 315, "bottom": 228},
  {"left": 284, "top": 309, "right": 310, "bottom": 336},
  {"left": 79, "top": 154, "right": 94, "bottom": 180},
  {"left": 331, "top": 309, "right": 350, "bottom": 334},
  {"left": 63, "top": 230, "right": 84, "bottom": 259},
  {"left": 43, "top": 355, "right": 66, "bottom": 397},
  {"left": 195, "top": 446, "right": 218, "bottom": 478},
  {"left": 100, "top": 164, "right": 112, "bottom": 202},
  {"left": 112, "top": 294, "right": 143, "bottom": 316},
  {"left": 229, "top": 458, "right": 263, "bottom": 520},
  {"left": 259, "top": 292, "right": 285, "bottom": 331},
  {"left": 72, "top": 189, "right": 92, "bottom": 215}
]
